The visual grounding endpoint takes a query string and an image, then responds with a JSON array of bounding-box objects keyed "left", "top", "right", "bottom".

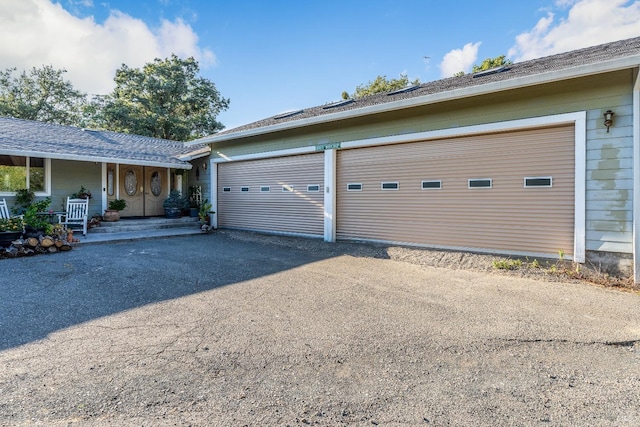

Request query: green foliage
[
  {"left": 0, "top": 217, "right": 24, "bottom": 232},
  {"left": 471, "top": 55, "right": 512, "bottom": 73},
  {"left": 11, "top": 188, "right": 35, "bottom": 215},
  {"left": 163, "top": 190, "right": 189, "bottom": 209},
  {"left": 343, "top": 74, "right": 421, "bottom": 100},
  {"left": 23, "top": 197, "right": 52, "bottom": 232},
  {"left": 492, "top": 258, "right": 523, "bottom": 270},
  {"left": 0, "top": 165, "right": 26, "bottom": 192},
  {"left": 198, "top": 199, "right": 214, "bottom": 222},
  {"left": 108, "top": 199, "right": 127, "bottom": 211},
  {"left": 0, "top": 65, "right": 87, "bottom": 125},
  {"left": 93, "top": 55, "right": 230, "bottom": 141}
]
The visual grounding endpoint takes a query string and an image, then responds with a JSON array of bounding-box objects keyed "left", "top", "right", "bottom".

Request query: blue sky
[{"left": 1, "top": 0, "right": 640, "bottom": 130}]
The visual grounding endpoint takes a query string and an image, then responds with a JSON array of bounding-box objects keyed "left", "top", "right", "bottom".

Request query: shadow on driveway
[{"left": 0, "top": 231, "right": 390, "bottom": 351}]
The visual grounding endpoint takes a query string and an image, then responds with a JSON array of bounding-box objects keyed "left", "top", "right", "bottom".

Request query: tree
[
  {"left": 95, "top": 55, "right": 230, "bottom": 141},
  {"left": 342, "top": 74, "right": 421, "bottom": 99},
  {"left": 454, "top": 55, "right": 513, "bottom": 77},
  {"left": 0, "top": 66, "right": 87, "bottom": 125}
]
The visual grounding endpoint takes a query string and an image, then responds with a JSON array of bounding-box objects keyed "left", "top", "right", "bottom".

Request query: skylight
[
  {"left": 322, "top": 99, "right": 355, "bottom": 109},
  {"left": 387, "top": 85, "right": 420, "bottom": 96},
  {"left": 472, "top": 66, "right": 509, "bottom": 78},
  {"left": 273, "top": 109, "right": 304, "bottom": 120}
]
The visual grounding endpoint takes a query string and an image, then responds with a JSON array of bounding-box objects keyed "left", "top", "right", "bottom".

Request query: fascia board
[{"left": 191, "top": 55, "right": 640, "bottom": 146}]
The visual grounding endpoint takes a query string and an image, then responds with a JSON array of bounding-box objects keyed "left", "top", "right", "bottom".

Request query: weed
[
  {"left": 493, "top": 259, "right": 523, "bottom": 270},
  {"left": 558, "top": 249, "right": 565, "bottom": 261}
]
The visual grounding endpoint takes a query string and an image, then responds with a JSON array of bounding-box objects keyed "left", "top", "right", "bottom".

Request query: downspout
[{"left": 633, "top": 67, "right": 640, "bottom": 283}]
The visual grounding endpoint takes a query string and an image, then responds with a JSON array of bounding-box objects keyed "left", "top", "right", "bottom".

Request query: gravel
[{"left": 0, "top": 230, "right": 639, "bottom": 426}]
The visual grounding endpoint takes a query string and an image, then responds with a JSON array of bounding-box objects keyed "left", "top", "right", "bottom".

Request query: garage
[
  {"left": 217, "top": 153, "right": 325, "bottom": 236},
  {"left": 336, "top": 125, "right": 575, "bottom": 258}
]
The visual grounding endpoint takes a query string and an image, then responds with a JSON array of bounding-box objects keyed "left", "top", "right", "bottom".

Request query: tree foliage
[
  {"left": 454, "top": 55, "right": 513, "bottom": 77},
  {"left": 0, "top": 66, "right": 87, "bottom": 125},
  {"left": 342, "top": 74, "right": 420, "bottom": 99},
  {"left": 93, "top": 55, "right": 229, "bottom": 141}
]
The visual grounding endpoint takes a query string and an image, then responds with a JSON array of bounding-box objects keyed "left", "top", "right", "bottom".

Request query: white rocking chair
[
  {"left": 0, "top": 198, "right": 10, "bottom": 220},
  {"left": 58, "top": 197, "right": 89, "bottom": 236}
]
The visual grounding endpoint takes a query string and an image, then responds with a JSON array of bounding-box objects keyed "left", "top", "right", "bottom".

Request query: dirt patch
[{"left": 219, "top": 230, "right": 639, "bottom": 292}]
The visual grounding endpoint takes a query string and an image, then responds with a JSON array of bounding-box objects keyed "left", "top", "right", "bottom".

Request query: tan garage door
[
  {"left": 218, "top": 153, "right": 324, "bottom": 236},
  {"left": 336, "top": 125, "right": 575, "bottom": 257}
]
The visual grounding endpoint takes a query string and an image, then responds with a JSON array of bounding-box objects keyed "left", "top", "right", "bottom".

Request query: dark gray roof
[
  {"left": 214, "top": 36, "right": 640, "bottom": 138},
  {"left": 0, "top": 117, "right": 208, "bottom": 168}
]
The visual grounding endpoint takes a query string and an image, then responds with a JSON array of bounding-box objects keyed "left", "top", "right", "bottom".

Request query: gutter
[{"left": 188, "top": 54, "right": 640, "bottom": 146}]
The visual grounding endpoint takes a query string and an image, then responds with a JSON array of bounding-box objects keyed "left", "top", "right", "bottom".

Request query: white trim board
[{"left": 633, "top": 67, "right": 640, "bottom": 283}]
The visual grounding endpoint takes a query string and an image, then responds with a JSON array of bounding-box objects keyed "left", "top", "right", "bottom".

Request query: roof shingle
[{"left": 0, "top": 117, "right": 208, "bottom": 167}]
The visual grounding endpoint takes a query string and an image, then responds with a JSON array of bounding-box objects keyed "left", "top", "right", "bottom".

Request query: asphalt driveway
[{"left": 1, "top": 231, "right": 639, "bottom": 426}]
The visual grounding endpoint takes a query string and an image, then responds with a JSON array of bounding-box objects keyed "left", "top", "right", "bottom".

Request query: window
[
  {"left": 307, "top": 184, "right": 320, "bottom": 192},
  {"left": 468, "top": 178, "right": 492, "bottom": 188},
  {"left": 0, "top": 156, "right": 48, "bottom": 194},
  {"left": 260, "top": 186, "right": 270, "bottom": 192},
  {"left": 222, "top": 187, "right": 231, "bottom": 192},
  {"left": 524, "top": 177, "right": 552, "bottom": 188},
  {"left": 421, "top": 180, "right": 442, "bottom": 189},
  {"left": 241, "top": 186, "right": 249, "bottom": 192},
  {"left": 347, "top": 183, "right": 362, "bottom": 191},
  {"left": 282, "top": 185, "right": 294, "bottom": 192},
  {"left": 381, "top": 182, "right": 399, "bottom": 190}
]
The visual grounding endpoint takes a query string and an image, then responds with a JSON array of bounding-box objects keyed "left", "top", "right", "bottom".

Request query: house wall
[
  {"left": 51, "top": 159, "right": 102, "bottom": 217},
  {"left": 211, "top": 70, "right": 635, "bottom": 256}
]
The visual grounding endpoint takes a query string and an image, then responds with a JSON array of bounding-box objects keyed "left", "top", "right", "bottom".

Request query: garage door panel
[
  {"left": 337, "top": 125, "right": 575, "bottom": 256},
  {"left": 218, "top": 153, "right": 324, "bottom": 236}
]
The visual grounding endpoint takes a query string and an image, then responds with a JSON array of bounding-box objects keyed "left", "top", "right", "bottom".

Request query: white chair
[
  {"left": 0, "top": 198, "right": 10, "bottom": 220},
  {"left": 58, "top": 197, "right": 89, "bottom": 236}
]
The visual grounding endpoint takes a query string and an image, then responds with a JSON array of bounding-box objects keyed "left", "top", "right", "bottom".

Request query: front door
[
  {"left": 120, "top": 165, "right": 144, "bottom": 216},
  {"left": 118, "top": 165, "right": 168, "bottom": 217},
  {"left": 144, "top": 167, "right": 165, "bottom": 216}
]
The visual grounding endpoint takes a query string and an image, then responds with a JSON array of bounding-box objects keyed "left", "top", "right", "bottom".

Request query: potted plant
[
  {"left": 0, "top": 217, "right": 24, "bottom": 247},
  {"left": 103, "top": 199, "right": 127, "bottom": 222},
  {"left": 198, "top": 199, "right": 214, "bottom": 226},
  {"left": 23, "top": 197, "right": 53, "bottom": 237},
  {"left": 71, "top": 186, "right": 92, "bottom": 199},
  {"left": 163, "top": 190, "right": 188, "bottom": 218},
  {"left": 188, "top": 185, "right": 201, "bottom": 217}
]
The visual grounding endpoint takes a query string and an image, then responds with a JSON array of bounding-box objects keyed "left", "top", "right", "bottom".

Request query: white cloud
[
  {"left": 509, "top": 0, "right": 640, "bottom": 61},
  {"left": 439, "top": 42, "right": 481, "bottom": 78},
  {"left": 0, "top": 0, "right": 216, "bottom": 96}
]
